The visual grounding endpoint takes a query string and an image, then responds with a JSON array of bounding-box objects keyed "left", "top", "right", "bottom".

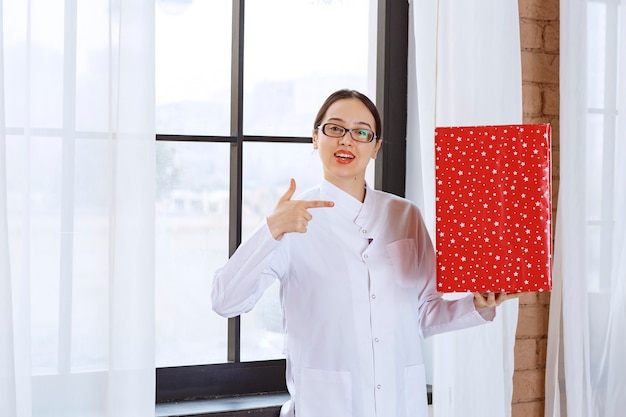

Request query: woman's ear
[
  {"left": 371, "top": 139, "right": 382, "bottom": 159},
  {"left": 312, "top": 131, "right": 318, "bottom": 149}
]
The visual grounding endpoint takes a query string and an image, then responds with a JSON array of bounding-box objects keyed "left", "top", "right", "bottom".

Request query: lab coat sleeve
[
  {"left": 419, "top": 293, "right": 496, "bottom": 339},
  {"left": 413, "top": 210, "right": 496, "bottom": 339},
  {"left": 211, "top": 220, "right": 287, "bottom": 318}
]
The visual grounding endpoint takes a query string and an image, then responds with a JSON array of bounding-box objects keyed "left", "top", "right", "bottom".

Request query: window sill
[
  {"left": 155, "top": 393, "right": 289, "bottom": 417},
  {"left": 155, "top": 385, "right": 431, "bottom": 417}
]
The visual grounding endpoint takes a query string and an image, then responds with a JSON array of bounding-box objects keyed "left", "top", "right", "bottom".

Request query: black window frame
[{"left": 155, "top": 0, "right": 408, "bottom": 403}]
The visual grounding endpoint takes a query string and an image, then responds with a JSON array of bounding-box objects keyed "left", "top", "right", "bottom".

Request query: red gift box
[{"left": 435, "top": 124, "right": 552, "bottom": 293}]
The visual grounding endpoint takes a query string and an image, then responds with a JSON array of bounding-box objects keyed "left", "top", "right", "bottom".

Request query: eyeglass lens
[{"left": 322, "top": 123, "right": 374, "bottom": 142}]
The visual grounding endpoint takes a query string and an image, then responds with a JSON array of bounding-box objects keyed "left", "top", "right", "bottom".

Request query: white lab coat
[{"left": 212, "top": 180, "right": 494, "bottom": 417}]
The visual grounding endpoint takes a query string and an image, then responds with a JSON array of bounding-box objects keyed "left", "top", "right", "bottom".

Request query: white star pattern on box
[{"left": 435, "top": 124, "right": 552, "bottom": 293}]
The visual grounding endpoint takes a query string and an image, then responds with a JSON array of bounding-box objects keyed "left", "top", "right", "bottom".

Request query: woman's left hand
[{"left": 473, "top": 292, "right": 521, "bottom": 310}]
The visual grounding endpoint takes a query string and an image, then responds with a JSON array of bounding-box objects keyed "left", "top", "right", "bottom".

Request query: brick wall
[{"left": 513, "top": 0, "right": 559, "bottom": 416}]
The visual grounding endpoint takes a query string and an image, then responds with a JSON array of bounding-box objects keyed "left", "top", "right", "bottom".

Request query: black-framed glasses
[{"left": 317, "top": 122, "right": 378, "bottom": 143}]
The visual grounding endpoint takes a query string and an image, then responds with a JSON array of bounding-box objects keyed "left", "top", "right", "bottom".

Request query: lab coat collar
[
  {"left": 355, "top": 182, "right": 374, "bottom": 230},
  {"left": 320, "top": 180, "right": 363, "bottom": 220},
  {"left": 318, "top": 180, "right": 374, "bottom": 231}
]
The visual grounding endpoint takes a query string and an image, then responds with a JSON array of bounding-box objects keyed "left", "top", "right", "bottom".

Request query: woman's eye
[
  {"left": 329, "top": 126, "right": 343, "bottom": 133},
  {"left": 357, "top": 130, "right": 369, "bottom": 139}
]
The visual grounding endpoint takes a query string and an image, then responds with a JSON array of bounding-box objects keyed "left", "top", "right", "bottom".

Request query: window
[
  {"left": 155, "top": 0, "right": 408, "bottom": 402},
  {"left": 583, "top": 0, "right": 622, "bottom": 395},
  {"left": 585, "top": 0, "right": 621, "bottom": 293}
]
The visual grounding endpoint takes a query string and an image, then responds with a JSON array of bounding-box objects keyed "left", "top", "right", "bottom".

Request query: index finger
[{"left": 301, "top": 200, "right": 335, "bottom": 209}]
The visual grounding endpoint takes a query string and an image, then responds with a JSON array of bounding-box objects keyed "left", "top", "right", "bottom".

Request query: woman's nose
[{"left": 338, "top": 132, "right": 353, "bottom": 146}]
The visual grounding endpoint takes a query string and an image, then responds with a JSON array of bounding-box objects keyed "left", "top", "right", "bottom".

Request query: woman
[{"left": 212, "top": 89, "right": 517, "bottom": 417}]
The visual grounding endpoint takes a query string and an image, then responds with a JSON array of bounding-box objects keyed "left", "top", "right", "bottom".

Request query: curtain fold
[
  {"left": 546, "top": 1, "right": 626, "bottom": 416},
  {"left": 408, "top": 1, "right": 522, "bottom": 416},
  {"left": 1, "top": 0, "right": 155, "bottom": 416},
  {"left": 1, "top": 1, "right": 19, "bottom": 414}
]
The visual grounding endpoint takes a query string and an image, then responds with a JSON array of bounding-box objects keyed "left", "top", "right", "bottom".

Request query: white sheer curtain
[
  {"left": 545, "top": 1, "right": 626, "bottom": 416},
  {"left": 408, "top": 1, "right": 522, "bottom": 416},
  {"left": 0, "top": 1, "right": 155, "bottom": 416}
]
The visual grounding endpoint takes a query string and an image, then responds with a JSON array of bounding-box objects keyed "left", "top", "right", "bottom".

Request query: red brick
[
  {"left": 514, "top": 338, "right": 537, "bottom": 370},
  {"left": 537, "top": 337, "right": 548, "bottom": 367},
  {"left": 520, "top": 19, "right": 544, "bottom": 50},
  {"left": 512, "top": 369, "right": 545, "bottom": 402},
  {"left": 543, "top": 84, "right": 559, "bottom": 115},
  {"left": 516, "top": 305, "right": 549, "bottom": 337},
  {"left": 523, "top": 115, "right": 553, "bottom": 125},
  {"left": 543, "top": 22, "right": 560, "bottom": 53},
  {"left": 519, "top": 292, "right": 539, "bottom": 305},
  {"left": 523, "top": 83, "right": 543, "bottom": 117},
  {"left": 512, "top": 400, "right": 545, "bottom": 417},
  {"left": 519, "top": 0, "right": 559, "bottom": 20},
  {"left": 550, "top": 118, "right": 560, "bottom": 144},
  {"left": 537, "top": 291, "right": 551, "bottom": 306},
  {"left": 522, "top": 51, "right": 559, "bottom": 84}
]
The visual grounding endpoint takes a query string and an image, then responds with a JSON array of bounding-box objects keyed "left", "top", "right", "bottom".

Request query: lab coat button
[
  {"left": 374, "top": 338, "right": 379, "bottom": 342},
  {"left": 371, "top": 294, "right": 376, "bottom": 299},
  {"left": 363, "top": 253, "right": 368, "bottom": 259},
  {"left": 377, "top": 384, "right": 382, "bottom": 389},
  {"left": 362, "top": 229, "right": 367, "bottom": 234}
]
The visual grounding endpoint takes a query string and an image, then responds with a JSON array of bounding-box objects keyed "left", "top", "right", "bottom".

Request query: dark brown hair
[{"left": 313, "top": 89, "right": 382, "bottom": 140}]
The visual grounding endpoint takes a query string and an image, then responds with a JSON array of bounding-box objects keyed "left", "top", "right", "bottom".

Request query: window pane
[
  {"left": 6, "top": 136, "right": 112, "bottom": 373},
  {"left": 156, "top": 0, "right": 232, "bottom": 135},
  {"left": 243, "top": 0, "right": 378, "bottom": 136},
  {"left": 240, "top": 142, "right": 322, "bottom": 361},
  {"left": 155, "top": 141, "right": 230, "bottom": 366},
  {"left": 241, "top": 142, "right": 323, "bottom": 236},
  {"left": 586, "top": 113, "right": 603, "bottom": 219},
  {"left": 587, "top": 2, "right": 606, "bottom": 109},
  {"left": 239, "top": 141, "right": 376, "bottom": 360},
  {"left": 75, "top": 0, "right": 112, "bottom": 132},
  {"left": 71, "top": 137, "right": 112, "bottom": 372},
  {"left": 7, "top": 136, "right": 63, "bottom": 374},
  {"left": 586, "top": 224, "right": 601, "bottom": 292},
  {"left": 30, "top": 0, "right": 64, "bottom": 129}
]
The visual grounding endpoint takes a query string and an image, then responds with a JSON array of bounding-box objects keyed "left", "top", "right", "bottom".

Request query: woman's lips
[{"left": 334, "top": 151, "right": 355, "bottom": 164}]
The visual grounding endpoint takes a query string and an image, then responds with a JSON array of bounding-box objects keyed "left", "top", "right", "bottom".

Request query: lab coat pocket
[
  {"left": 386, "top": 238, "right": 418, "bottom": 288},
  {"left": 299, "top": 368, "right": 352, "bottom": 417},
  {"left": 404, "top": 363, "right": 428, "bottom": 416}
]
